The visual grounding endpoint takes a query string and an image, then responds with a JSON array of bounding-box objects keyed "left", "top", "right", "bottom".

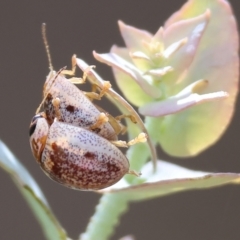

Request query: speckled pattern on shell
[
  {"left": 43, "top": 74, "right": 117, "bottom": 141},
  {"left": 41, "top": 121, "right": 129, "bottom": 190}
]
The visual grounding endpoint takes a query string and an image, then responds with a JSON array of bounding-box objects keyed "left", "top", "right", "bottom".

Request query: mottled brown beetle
[{"left": 29, "top": 113, "right": 136, "bottom": 190}]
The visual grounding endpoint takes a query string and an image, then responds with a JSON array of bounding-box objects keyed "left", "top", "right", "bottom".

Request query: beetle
[
  {"left": 29, "top": 113, "right": 130, "bottom": 190},
  {"left": 42, "top": 68, "right": 120, "bottom": 141}
]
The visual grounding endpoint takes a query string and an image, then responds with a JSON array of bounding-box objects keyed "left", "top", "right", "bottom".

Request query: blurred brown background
[{"left": 0, "top": 0, "right": 240, "bottom": 239}]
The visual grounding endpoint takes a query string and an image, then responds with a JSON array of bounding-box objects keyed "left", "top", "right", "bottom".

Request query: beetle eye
[
  {"left": 29, "top": 122, "right": 37, "bottom": 137},
  {"left": 29, "top": 115, "right": 43, "bottom": 137}
]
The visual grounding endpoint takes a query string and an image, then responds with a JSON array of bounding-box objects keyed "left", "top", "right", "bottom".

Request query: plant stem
[{"left": 80, "top": 193, "right": 128, "bottom": 240}]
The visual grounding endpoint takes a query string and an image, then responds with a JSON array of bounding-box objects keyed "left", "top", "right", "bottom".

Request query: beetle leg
[
  {"left": 110, "top": 140, "right": 129, "bottom": 148},
  {"left": 83, "top": 83, "right": 99, "bottom": 100},
  {"left": 61, "top": 54, "right": 77, "bottom": 76},
  {"left": 98, "top": 81, "right": 111, "bottom": 98},
  {"left": 90, "top": 113, "right": 109, "bottom": 130},
  {"left": 83, "top": 91, "right": 102, "bottom": 101},
  {"left": 118, "top": 125, "right": 127, "bottom": 135},
  {"left": 127, "top": 132, "right": 147, "bottom": 146},
  {"left": 109, "top": 114, "right": 138, "bottom": 135},
  {"left": 90, "top": 81, "right": 111, "bottom": 98},
  {"left": 68, "top": 65, "right": 95, "bottom": 84},
  {"left": 127, "top": 170, "right": 142, "bottom": 177},
  {"left": 62, "top": 54, "right": 95, "bottom": 84},
  {"left": 68, "top": 77, "right": 86, "bottom": 84},
  {"left": 115, "top": 114, "right": 137, "bottom": 124},
  {"left": 84, "top": 81, "right": 111, "bottom": 101},
  {"left": 51, "top": 97, "right": 61, "bottom": 121},
  {"left": 107, "top": 117, "right": 126, "bottom": 135},
  {"left": 111, "top": 133, "right": 147, "bottom": 148},
  {"left": 106, "top": 114, "right": 137, "bottom": 136}
]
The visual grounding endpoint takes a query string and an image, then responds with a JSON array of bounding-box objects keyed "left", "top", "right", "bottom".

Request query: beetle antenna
[{"left": 42, "top": 23, "right": 53, "bottom": 72}]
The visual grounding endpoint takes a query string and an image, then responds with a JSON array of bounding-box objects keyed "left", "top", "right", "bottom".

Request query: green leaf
[
  {"left": 0, "top": 140, "right": 69, "bottom": 240},
  {"left": 99, "top": 160, "right": 240, "bottom": 201},
  {"left": 159, "top": 0, "right": 239, "bottom": 156}
]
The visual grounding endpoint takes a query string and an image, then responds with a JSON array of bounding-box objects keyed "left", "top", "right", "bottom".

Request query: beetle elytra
[{"left": 29, "top": 113, "right": 132, "bottom": 190}]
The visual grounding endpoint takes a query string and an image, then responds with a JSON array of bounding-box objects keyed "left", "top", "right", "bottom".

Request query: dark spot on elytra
[
  {"left": 66, "top": 105, "right": 75, "bottom": 113},
  {"left": 48, "top": 143, "right": 72, "bottom": 182},
  {"left": 51, "top": 142, "right": 66, "bottom": 155},
  {"left": 51, "top": 142, "right": 58, "bottom": 151},
  {"left": 106, "top": 162, "right": 120, "bottom": 173},
  {"left": 84, "top": 152, "right": 96, "bottom": 160}
]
